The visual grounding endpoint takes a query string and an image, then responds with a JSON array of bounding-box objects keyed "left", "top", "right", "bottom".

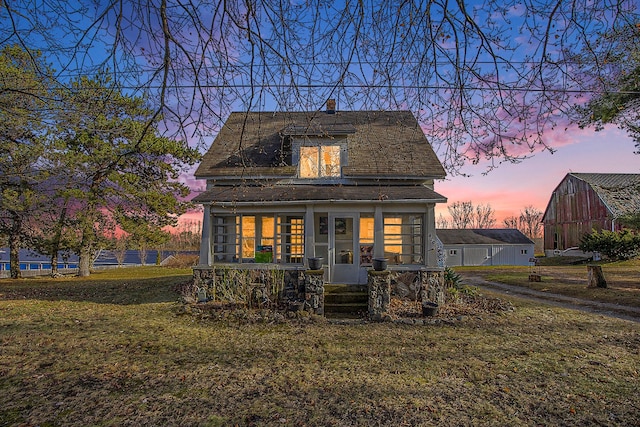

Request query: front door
[{"left": 329, "top": 213, "right": 359, "bottom": 283}]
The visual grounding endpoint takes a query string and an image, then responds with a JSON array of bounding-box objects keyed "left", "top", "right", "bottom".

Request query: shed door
[{"left": 463, "top": 247, "right": 490, "bottom": 266}]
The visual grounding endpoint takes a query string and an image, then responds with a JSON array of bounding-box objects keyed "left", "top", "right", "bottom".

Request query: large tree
[
  {"left": 1, "top": 1, "right": 638, "bottom": 173},
  {"left": 0, "top": 46, "right": 53, "bottom": 278},
  {"left": 56, "top": 75, "right": 200, "bottom": 276},
  {"left": 574, "top": 24, "right": 640, "bottom": 150}
]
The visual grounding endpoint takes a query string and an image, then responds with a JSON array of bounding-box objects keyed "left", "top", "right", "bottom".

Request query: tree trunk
[
  {"left": 9, "top": 231, "right": 21, "bottom": 279},
  {"left": 77, "top": 223, "right": 92, "bottom": 277},
  {"left": 587, "top": 265, "right": 607, "bottom": 288},
  {"left": 78, "top": 244, "right": 91, "bottom": 277},
  {"left": 50, "top": 251, "right": 59, "bottom": 277},
  {"left": 50, "top": 204, "right": 68, "bottom": 277}
]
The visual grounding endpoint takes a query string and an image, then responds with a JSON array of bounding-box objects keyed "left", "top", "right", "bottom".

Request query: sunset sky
[
  {"left": 182, "top": 124, "right": 639, "bottom": 229},
  {"left": 434, "top": 126, "right": 639, "bottom": 224}
]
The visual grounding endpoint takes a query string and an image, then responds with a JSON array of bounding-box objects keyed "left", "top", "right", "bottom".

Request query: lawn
[
  {"left": 1, "top": 267, "right": 638, "bottom": 426},
  {"left": 456, "top": 259, "right": 640, "bottom": 308}
]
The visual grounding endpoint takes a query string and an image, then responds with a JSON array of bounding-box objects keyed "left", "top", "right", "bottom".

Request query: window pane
[
  {"left": 300, "top": 146, "right": 319, "bottom": 178},
  {"left": 241, "top": 215, "right": 255, "bottom": 259},
  {"left": 384, "top": 215, "right": 423, "bottom": 265},
  {"left": 359, "top": 215, "right": 374, "bottom": 264},
  {"left": 321, "top": 146, "right": 341, "bottom": 177},
  {"left": 261, "top": 216, "right": 274, "bottom": 245}
]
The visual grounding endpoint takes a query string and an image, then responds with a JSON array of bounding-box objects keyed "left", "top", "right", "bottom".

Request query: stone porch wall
[{"left": 193, "top": 265, "right": 444, "bottom": 316}]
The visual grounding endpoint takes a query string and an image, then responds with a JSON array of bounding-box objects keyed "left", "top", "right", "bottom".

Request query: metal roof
[{"left": 570, "top": 173, "right": 640, "bottom": 218}]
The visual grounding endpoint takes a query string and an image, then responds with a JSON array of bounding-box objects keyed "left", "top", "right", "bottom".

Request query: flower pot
[
  {"left": 308, "top": 257, "right": 323, "bottom": 270},
  {"left": 372, "top": 258, "right": 387, "bottom": 271},
  {"left": 422, "top": 301, "right": 439, "bottom": 317}
]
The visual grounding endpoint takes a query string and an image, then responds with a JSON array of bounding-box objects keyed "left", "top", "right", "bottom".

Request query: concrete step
[
  {"left": 324, "top": 284, "right": 368, "bottom": 316},
  {"left": 325, "top": 291, "right": 368, "bottom": 305}
]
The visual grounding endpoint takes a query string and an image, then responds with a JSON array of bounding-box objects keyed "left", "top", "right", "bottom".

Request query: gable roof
[
  {"left": 194, "top": 110, "right": 446, "bottom": 179},
  {"left": 437, "top": 229, "right": 534, "bottom": 245},
  {"left": 569, "top": 173, "right": 640, "bottom": 218}
]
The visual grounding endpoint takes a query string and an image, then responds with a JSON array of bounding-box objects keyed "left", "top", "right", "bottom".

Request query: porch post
[
  {"left": 373, "top": 206, "right": 384, "bottom": 259},
  {"left": 304, "top": 204, "right": 315, "bottom": 260},
  {"left": 198, "top": 204, "right": 213, "bottom": 266},
  {"left": 426, "top": 204, "right": 436, "bottom": 267}
]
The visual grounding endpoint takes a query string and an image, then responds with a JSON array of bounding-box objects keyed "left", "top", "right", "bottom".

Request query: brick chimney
[{"left": 326, "top": 99, "right": 336, "bottom": 114}]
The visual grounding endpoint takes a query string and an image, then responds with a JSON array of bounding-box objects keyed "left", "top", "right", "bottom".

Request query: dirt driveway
[{"left": 460, "top": 273, "right": 640, "bottom": 323}]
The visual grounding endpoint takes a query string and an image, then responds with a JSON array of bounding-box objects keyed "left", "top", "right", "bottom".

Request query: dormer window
[{"left": 299, "top": 145, "right": 341, "bottom": 178}]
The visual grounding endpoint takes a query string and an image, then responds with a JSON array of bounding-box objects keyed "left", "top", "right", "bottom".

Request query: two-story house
[{"left": 193, "top": 102, "right": 447, "bottom": 286}]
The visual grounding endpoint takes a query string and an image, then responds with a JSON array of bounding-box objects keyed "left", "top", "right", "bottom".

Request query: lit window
[
  {"left": 299, "top": 145, "right": 341, "bottom": 178},
  {"left": 359, "top": 216, "right": 374, "bottom": 265},
  {"left": 383, "top": 215, "right": 423, "bottom": 265},
  {"left": 237, "top": 216, "right": 255, "bottom": 259}
]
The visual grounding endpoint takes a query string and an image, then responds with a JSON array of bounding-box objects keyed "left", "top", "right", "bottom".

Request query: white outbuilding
[{"left": 437, "top": 229, "right": 535, "bottom": 267}]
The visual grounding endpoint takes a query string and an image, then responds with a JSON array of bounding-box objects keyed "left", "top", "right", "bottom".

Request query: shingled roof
[
  {"left": 570, "top": 173, "right": 640, "bottom": 218},
  {"left": 437, "top": 229, "right": 534, "bottom": 245},
  {"left": 192, "top": 184, "right": 446, "bottom": 204},
  {"left": 194, "top": 110, "right": 446, "bottom": 179}
]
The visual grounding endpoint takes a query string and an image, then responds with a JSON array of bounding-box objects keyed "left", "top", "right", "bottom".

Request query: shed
[{"left": 437, "top": 229, "right": 535, "bottom": 267}]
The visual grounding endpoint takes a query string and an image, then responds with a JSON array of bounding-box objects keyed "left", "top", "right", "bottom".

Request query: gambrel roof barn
[{"left": 542, "top": 173, "right": 640, "bottom": 255}]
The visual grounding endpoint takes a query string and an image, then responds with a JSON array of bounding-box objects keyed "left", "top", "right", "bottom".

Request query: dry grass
[
  {"left": 1, "top": 266, "right": 639, "bottom": 426},
  {"left": 457, "top": 259, "right": 640, "bottom": 308}
]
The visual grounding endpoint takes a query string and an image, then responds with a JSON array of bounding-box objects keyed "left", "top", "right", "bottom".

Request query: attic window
[{"left": 299, "top": 145, "right": 341, "bottom": 178}]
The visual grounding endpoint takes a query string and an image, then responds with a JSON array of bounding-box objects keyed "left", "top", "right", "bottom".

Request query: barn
[
  {"left": 542, "top": 173, "right": 640, "bottom": 256},
  {"left": 437, "top": 229, "right": 535, "bottom": 267}
]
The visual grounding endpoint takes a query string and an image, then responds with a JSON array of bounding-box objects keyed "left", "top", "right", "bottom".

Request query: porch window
[
  {"left": 383, "top": 214, "right": 423, "bottom": 265},
  {"left": 359, "top": 215, "right": 374, "bottom": 265},
  {"left": 299, "top": 145, "right": 341, "bottom": 178},
  {"left": 211, "top": 214, "right": 304, "bottom": 264},
  {"left": 237, "top": 215, "right": 256, "bottom": 259},
  {"left": 277, "top": 216, "right": 304, "bottom": 263}
]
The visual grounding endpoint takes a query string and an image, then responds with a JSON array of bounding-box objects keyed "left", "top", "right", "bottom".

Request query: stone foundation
[
  {"left": 193, "top": 265, "right": 444, "bottom": 316},
  {"left": 304, "top": 270, "right": 324, "bottom": 315},
  {"left": 368, "top": 270, "right": 391, "bottom": 320},
  {"left": 389, "top": 269, "right": 446, "bottom": 305}
]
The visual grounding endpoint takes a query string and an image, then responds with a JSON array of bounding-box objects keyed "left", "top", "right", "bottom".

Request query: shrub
[{"left": 579, "top": 229, "right": 640, "bottom": 260}]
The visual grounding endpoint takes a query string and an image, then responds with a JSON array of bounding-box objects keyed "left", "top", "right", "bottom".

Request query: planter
[
  {"left": 372, "top": 258, "right": 387, "bottom": 271},
  {"left": 288, "top": 301, "right": 304, "bottom": 312},
  {"left": 308, "top": 257, "right": 323, "bottom": 270},
  {"left": 422, "top": 301, "right": 439, "bottom": 317}
]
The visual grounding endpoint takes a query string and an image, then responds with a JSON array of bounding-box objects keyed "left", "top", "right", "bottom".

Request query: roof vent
[{"left": 326, "top": 99, "right": 336, "bottom": 114}]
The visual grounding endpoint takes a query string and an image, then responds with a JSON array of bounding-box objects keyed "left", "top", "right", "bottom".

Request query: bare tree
[
  {"left": 436, "top": 213, "right": 450, "bottom": 229},
  {"left": 503, "top": 206, "right": 543, "bottom": 239},
  {"left": 1, "top": 1, "right": 638, "bottom": 173},
  {"left": 519, "top": 205, "right": 543, "bottom": 239},
  {"left": 472, "top": 203, "right": 496, "bottom": 229},
  {"left": 503, "top": 216, "right": 519, "bottom": 230},
  {"left": 448, "top": 201, "right": 474, "bottom": 229}
]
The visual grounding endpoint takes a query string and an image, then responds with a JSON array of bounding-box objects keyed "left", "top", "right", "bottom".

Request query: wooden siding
[{"left": 543, "top": 175, "right": 618, "bottom": 251}]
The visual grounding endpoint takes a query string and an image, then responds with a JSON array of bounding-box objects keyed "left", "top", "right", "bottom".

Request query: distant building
[
  {"left": 437, "top": 229, "right": 535, "bottom": 266},
  {"left": 542, "top": 173, "right": 640, "bottom": 256}
]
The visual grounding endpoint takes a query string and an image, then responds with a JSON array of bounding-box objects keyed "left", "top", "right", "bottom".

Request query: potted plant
[
  {"left": 307, "top": 257, "right": 323, "bottom": 270},
  {"left": 372, "top": 258, "right": 387, "bottom": 271},
  {"left": 422, "top": 301, "right": 439, "bottom": 317}
]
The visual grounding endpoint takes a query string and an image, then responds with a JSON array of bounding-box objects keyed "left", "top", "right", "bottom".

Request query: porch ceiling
[{"left": 193, "top": 184, "right": 447, "bottom": 204}]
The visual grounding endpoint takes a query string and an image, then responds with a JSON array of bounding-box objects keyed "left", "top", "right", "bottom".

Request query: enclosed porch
[{"left": 197, "top": 199, "right": 443, "bottom": 285}]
